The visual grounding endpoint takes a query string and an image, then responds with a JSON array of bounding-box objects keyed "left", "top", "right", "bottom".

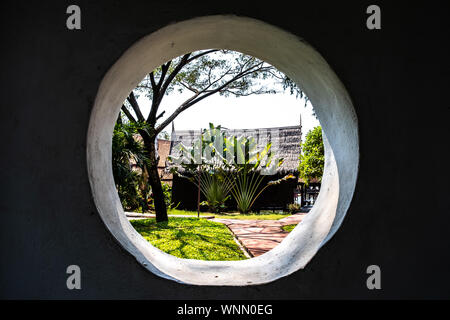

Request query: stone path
[{"left": 213, "top": 213, "right": 307, "bottom": 257}]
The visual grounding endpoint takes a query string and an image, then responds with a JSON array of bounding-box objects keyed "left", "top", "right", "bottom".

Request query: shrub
[
  {"left": 161, "top": 182, "right": 179, "bottom": 210},
  {"left": 287, "top": 203, "right": 301, "bottom": 213},
  {"left": 112, "top": 121, "right": 148, "bottom": 211}
]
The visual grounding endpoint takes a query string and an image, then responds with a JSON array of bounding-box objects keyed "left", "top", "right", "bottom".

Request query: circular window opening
[{"left": 87, "top": 15, "right": 359, "bottom": 285}]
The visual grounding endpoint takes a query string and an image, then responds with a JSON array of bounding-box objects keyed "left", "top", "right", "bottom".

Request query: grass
[
  {"left": 167, "top": 208, "right": 290, "bottom": 220},
  {"left": 130, "top": 217, "right": 248, "bottom": 261},
  {"left": 281, "top": 224, "right": 297, "bottom": 232}
]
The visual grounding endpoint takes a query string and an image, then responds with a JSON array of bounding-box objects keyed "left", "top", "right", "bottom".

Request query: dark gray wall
[{"left": 1, "top": 1, "right": 449, "bottom": 299}]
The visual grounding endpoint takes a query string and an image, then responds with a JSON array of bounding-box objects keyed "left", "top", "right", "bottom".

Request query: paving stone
[{"left": 212, "top": 213, "right": 306, "bottom": 257}]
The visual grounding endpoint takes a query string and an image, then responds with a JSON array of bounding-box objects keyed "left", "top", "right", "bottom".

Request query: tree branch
[
  {"left": 127, "top": 91, "right": 145, "bottom": 122},
  {"left": 157, "top": 62, "right": 171, "bottom": 89},
  {"left": 155, "top": 111, "right": 166, "bottom": 122},
  {"left": 222, "top": 88, "right": 275, "bottom": 97},
  {"left": 149, "top": 71, "right": 157, "bottom": 90},
  {"left": 178, "top": 81, "right": 199, "bottom": 93},
  {"left": 154, "top": 92, "right": 199, "bottom": 134},
  {"left": 121, "top": 105, "right": 137, "bottom": 123},
  {"left": 185, "top": 49, "right": 219, "bottom": 64},
  {"left": 202, "top": 66, "right": 234, "bottom": 91},
  {"left": 154, "top": 63, "right": 264, "bottom": 134},
  {"left": 148, "top": 53, "right": 191, "bottom": 123}
]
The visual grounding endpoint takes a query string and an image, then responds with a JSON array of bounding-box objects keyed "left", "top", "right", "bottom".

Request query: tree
[
  {"left": 298, "top": 126, "right": 324, "bottom": 185},
  {"left": 120, "top": 50, "right": 304, "bottom": 222}
]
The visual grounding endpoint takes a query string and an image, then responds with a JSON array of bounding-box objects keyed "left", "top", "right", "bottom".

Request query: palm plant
[
  {"left": 112, "top": 117, "right": 149, "bottom": 211},
  {"left": 198, "top": 170, "right": 235, "bottom": 212},
  {"left": 169, "top": 123, "right": 295, "bottom": 214},
  {"left": 169, "top": 124, "right": 235, "bottom": 212},
  {"left": 232, "top": 172, "right": 295, "bottom": 213},
  {"left": 225, "top": 135, "right": 293, "bottom": 213}
]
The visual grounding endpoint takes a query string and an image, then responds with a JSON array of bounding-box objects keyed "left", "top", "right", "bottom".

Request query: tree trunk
[
  {"left": 197, "top": 170, "right": 201, "bottom": 218},
  {"left": 139, "top": 129, "right": 168, "bottom": 222},
  {"left": 148, "top": 159, "right": 168, "bottom": 222}
]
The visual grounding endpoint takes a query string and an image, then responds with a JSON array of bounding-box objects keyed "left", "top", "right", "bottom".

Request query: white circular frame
[{"left": 87, "top": 15, "right": 359, "bottom": 286}]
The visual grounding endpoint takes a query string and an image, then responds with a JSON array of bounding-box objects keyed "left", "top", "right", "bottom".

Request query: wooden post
[
  {"left": 197, "top": 169, "right": 201, "bottom": 219},
  {"left": 300, "top": 183, "right": 304, "bottom": 208},
  {"left": 197, "top": 128, "right": 202, "bottom": 219}
]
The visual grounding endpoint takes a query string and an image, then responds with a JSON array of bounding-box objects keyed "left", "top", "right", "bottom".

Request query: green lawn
[
  {"left": 168, "top": 209, "right": 290, "bottom": 220},
  {"left": 130, "top": 217, "right": 248, "bottom": 261},
  {"left": 281, "top": 224, "right": 297, "bottom": 232}
]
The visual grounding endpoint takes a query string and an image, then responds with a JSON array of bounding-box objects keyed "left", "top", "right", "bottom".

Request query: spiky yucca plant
[
  {"left": 226, "top": 135, "right": 294, "bottom": 214},
  {"left": 169, "top": 124, "right": 235, "bottom": 213}
]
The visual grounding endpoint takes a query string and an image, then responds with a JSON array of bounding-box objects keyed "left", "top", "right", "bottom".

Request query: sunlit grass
[
  {"left": 281, "top": 224, "right": 297, "bottom": 232},
  {"left": 168, "top": 208, "right": 289, "bottom": 220},
  {"left": 130, "top": 217, "right": 248, "bottom": 261}
]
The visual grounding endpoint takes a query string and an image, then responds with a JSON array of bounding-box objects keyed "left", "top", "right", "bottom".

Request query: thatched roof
[{"left": 168, "top": 125, "right": 302, "bottom": 173}]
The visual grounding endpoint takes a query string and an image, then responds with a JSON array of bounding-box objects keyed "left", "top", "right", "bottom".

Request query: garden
[{"left": 112, "top": 49, "right": 324, "bottom": 260}]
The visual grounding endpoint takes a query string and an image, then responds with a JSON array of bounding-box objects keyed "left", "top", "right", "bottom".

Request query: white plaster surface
[{"left": 86, "top": 15, "right": 359, "bottom": 286}]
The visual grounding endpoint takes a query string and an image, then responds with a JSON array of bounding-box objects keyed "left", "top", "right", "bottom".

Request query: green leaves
[
  {"left": 298, "top": 126, "right": 324, "bottom": 185},
  {"left": 135, "top": 49, "right": 304, "bottom": 109},
  {"left": 198, "top": 171, "right": 234, "bottom": 213},
  {"left": 112, "top": 119, "right": 149, "bottom": 211},
  {"left": 229, "top": 170, "right": 266, "bottom": 214}
]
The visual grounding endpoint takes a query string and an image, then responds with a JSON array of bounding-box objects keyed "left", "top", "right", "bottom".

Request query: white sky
[{"left": 136, "top": 90, "right": 320, "bottom": 142}]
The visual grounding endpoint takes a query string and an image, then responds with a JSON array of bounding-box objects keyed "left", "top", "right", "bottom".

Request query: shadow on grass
[{"left": 130, "top": 217, "right": 248, "bottom": 261}]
